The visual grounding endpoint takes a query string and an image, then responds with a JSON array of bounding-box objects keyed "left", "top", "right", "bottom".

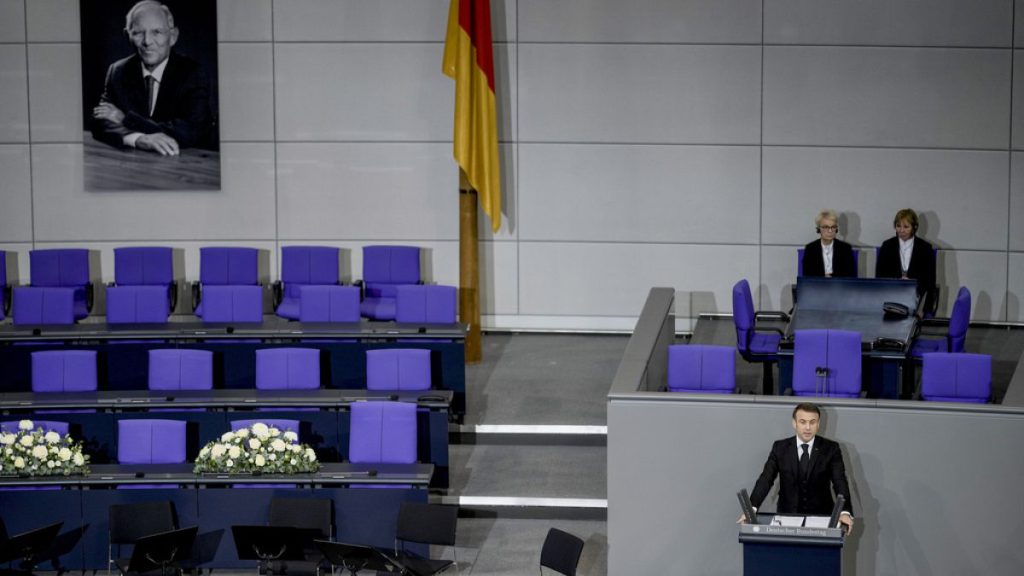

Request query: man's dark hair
[{"left": 792, "top": 402, "right": 821, "bottom": 419}]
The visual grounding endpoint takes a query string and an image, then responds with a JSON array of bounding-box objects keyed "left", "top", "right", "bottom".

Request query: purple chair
[
  {"left": 298, "top": 285, "right": 360, "bottom": 322},
  {"left": 0, "top": 250, "right": 9, "bottom": 320},
  {"left": 1, "top": 420, "right": 69, "bottom": 435},
  {"left": 193, "top": 247, "right": 263, "bottom": 323},
  {"left": 920, "top": 352, "right": 991, "bottom": 404},
  {"left": 148, "top": 349, "right": 213, "bottom": 390},
  {"left": 792, "top": 329, "right": 862, "bottom": 398},
  {"left": 117, "top": 419, "right": 186, "bottom": 464},
  {"left": 106, "top": 247, "right": 176, "bottom": 324},
  {"left": 13, "top": 249, "right": 93, "bottom": 324},
  {"left": 732, "top": 279, "right": 788, "bottom": 394},
  {"left": 230, "top": 419, "right": 300, "bottom": 434},
  {"left": 255, "top": 348, "right": 320, "bottom": 390},
  {"left": 666, "top": 345, "right": 735, "bottom": 393},
  {"left": 359, "top": 246, "right": 421, "bottom": 321},
  {"left": 31, "top": 350, "right": 98, "bottom": 392},
  {"left": 395, "top": 284, "right": 457, "bottom": 324},
  {"left": 275, "top": 246, "right": 340, "bottom": 321},
  {"left": 366, "top": 349, "right": 431, "bottom": 391},
  {"left": 348, "top": 401, "right": 417, "bottom": 465},
  {"left": 912, "top": 286, "right": 971, "bottom": 357}
]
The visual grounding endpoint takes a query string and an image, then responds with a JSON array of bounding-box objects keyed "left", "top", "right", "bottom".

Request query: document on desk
[
  {"left": 803, "top": 516, "right": 832, "bottom": 528},
  {"left": 770, "top": 515, "right": 805, "bottom": 527}
]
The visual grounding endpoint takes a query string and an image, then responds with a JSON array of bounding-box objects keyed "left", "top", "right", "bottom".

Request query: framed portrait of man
[{"left": 80, "top": 0, "right": 220, "bottom": 191}]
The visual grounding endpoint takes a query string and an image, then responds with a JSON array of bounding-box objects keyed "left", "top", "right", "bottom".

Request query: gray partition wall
[
  {"left": 3, "top": 0, "right": 1024, "bottom": 330},
  {"left": 608, "top": 289, "right": 1024, "bottom": 575}
]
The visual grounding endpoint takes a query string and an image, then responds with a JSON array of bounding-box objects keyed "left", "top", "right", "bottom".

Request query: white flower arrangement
[
  {"left": 0, "top": 420, "right": 90, "bottom": 476},
  {"left": 192, "top": 422, "right": 319, "bottom": 474}
]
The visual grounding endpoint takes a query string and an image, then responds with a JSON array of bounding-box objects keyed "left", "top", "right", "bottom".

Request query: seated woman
[
  {"left": 876, "top": 208, "right": 936, "bottom": 312},
  {"left": 803, "top": 209, "right": 856, "bottom": 278}
]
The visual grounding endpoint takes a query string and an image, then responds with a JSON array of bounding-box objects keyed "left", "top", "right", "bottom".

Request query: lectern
[{"left": 738, "top": 514, "right": 845, "bottom": 576}]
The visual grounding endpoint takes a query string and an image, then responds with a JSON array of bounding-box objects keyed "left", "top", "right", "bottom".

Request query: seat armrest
[
  {"left": 3, "top": 283, "right": 10, "bottom": 316},
  {"left": 191, "top": 281, "right": 202, "bottom": 312},
  {"left": 353, "top": 279, "right": 364, "bottom": 301},
  {"left": 272, "top": 280, "right": 283, "bottom": 308},
  {"left": 168, "top": 280, "right": 178, "bottom": 313},
  {"left": 752, "top": 325, "right": 785, "bottom": 337},
  {"left": 85, "top": 282, "right": 94, "bottom": 313},
  {"left": 755, "top": 310, "right": 790, "bottom": 323}
]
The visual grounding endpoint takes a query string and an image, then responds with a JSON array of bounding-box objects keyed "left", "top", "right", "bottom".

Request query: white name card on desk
[{"left": 771, "top": 515, "right": 805, "bottom": 527}]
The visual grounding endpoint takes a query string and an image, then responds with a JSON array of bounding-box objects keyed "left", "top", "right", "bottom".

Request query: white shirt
[
  {"left": 796, "top": 436, "right": 815, "bottom": 461},
  {"left": 123, "top": 58, "right": 169, "bottom": 147},
  {"left": 820, "top": 242, "right": 833, "bottom": 276},
  {"left": 898, "top": 237, "right": 915, "bottom": 274}
]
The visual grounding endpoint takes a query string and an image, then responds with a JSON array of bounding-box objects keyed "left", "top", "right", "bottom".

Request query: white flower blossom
[
  {"left": 19, "top": 435, "right": 34, "bottom": 447},
  {"left": 220, "top": 431, "right": 236, "bottom": 442},
  {"left": 305, "top": 448, "right": 316, "bottom": 462},
  {"left": 32, "top": 445, "right": 48, "bottom": 459},
  {"left": 228, "top": 446, "right": 241, "bottom": 459},
  {"left": 226, "top": 459, "right": 234, "bottom": 468},
  {"left": 251, "top": 423, "right": 270, "bottom": 439},
  {"left": 58, "top": 447, "right": 72, "bottom": 461},
  {"left": 13, "top": 457, "right": 25, "bottom": 469},
  {"left": 254, "top": 454, "right": 266, "bottom": 467},
  {"left": 248, "top": 438, "right": 261, "bottom": 450},
  {"left": 73, "top": 453, "right": 85, "bottom": 466},
  {"left": 211, "top": 445, "right": 227, "bottom": 458},
  {"left": 44, "top": 431, "right": 60, "bottom": 444},
  {"left": 0, "top": 434, "right": 15, "bottom": 445},
  {"left": 283, "top": 431, "right": 298, "bottom": 442},
  {"left": 18, "top": 420, "right": 34, "bottom": 431},
  {"left": 235, "top": 428, "right": 250, "bottom": 438},
  {"left": 271, "top": 439, "right": 286, "bottom": 452},
  {"left": 46, "top": 460, "right": 56, "bottom": 468}
]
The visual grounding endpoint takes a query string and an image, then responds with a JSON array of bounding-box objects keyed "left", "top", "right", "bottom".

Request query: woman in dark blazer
[
  {"left": 802, "top": 209, "right": 856, "bottom": 278},
  {"left": 876, "top": 208, "right": 936, "bottom": 312}
]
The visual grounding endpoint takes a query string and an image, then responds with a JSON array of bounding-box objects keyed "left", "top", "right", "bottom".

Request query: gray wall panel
[
  {"left": 218, "top": 0, "right": 272, "bottom": 42},
  {"left": 518, "top": 144, "right": 760, "bottom": 243},
  {"left": 518, "top": 44, "right": 761, "bottom": 144},
  {"left": 480, "top": 240, "right": 518, "bottom": 316},
  {"left": 763, "top": 46, "right": 1010, "bottom": 149},
  {"left": 1012, "top": 152, "right": 1024, "bottom": 250},
  {"left": 608, "top": 399, "right": 1024, "bottom": 575},
  {"left": 938, "top": 250, "right": 1007, "bottom": 321},
  {"left": 0, "top": 145, "right": 32, "bottom": 242},
  {"left": 0, "top": 242, "right": 31, "bottom": 285},
  {"left": 765, "top": 0, "right": 1011, "bottom": 47},
  {"left": 273, "top": 0, "right": 450, "bottom": 42},
  {"left": 27, "top": 43, "right": 80, "bottom": 143},
  {"left": 0, "top": 45, "right": 28, "bottom": 143},
  {"left": 274, "top": 43, "right": 452, "bottom": 142},
  {"left": 519, "top": 243, "right": 758, "bottom": 316},
  {"left": 276, "top": 143, "right": 458, "bottom": 241},
  {"left": 759, "top": 245, "right": 799, "bottom": 311},
  {"left": 218, "top": 43, "right": 274, "bottom": 141},
  {"left": 0, "top": 0, "right": 25, "bottom": 43},
  {"left": 1013, "top": 51, "right": 1024, "bottom": 150},
  {"left": 762, "top": 147, "right": 1009, "bottom": 250},
  {"left": 31, "top": 143, "right": 277, "bottom": 241},
  {"left": 25, "top": 0, "right": 78, "bottom": 43},
  {"left": 1008, "top": 252, "right": 1024, "bottom": 322},
  {"left": 519, "top": 0, "right": 761, "bottom": 44}
]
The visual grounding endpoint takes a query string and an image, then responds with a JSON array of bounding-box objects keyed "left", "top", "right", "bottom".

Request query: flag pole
[{"left": 459, "top": 170, "right": 483, "bottom": 363}]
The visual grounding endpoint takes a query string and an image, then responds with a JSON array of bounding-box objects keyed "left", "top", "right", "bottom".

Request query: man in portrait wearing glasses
[
  {"left": 90, "top": 1, "right": 214, "bottom": 156},
  {"left": 801, "top": 209, "right": 856, "bottom": 278}
]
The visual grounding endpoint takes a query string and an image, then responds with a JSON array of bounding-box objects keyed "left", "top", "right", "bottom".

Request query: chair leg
[{"left": 761, "top": 362, "right": 775, "bottom": 396}]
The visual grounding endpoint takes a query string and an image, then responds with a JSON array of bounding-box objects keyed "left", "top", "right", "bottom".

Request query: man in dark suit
[
  {"left": 91, "top": 1, "right": 213, "bottom": 155},
  {"left": 746, "top": 403, "right": 854, "bottom": 533},
  {"left": 802, "top": 209, "right": 857, "bottom": 278},
  {"left": 876, "top": 208, "right": 937, "bottom": 313}
]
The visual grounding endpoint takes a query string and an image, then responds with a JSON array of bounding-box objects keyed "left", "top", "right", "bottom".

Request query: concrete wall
[
  {"left": 607, "top": 397, "right": 1024, "bottom": 575},
  {"left": 2, "top": 0, "right": 1024, "bottom": 329}
]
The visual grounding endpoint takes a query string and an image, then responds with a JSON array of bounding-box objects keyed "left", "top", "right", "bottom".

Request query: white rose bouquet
[
  {"left": 0, "top": 420, "right": 90, "bottom": 476},
  {"left": 192, "top": 422, "right": 319, "bottom": 474}
]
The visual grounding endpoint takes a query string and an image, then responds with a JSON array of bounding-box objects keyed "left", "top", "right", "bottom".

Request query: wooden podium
[{"left": 738, "top": 515, "right": 845, "bottom": 576}]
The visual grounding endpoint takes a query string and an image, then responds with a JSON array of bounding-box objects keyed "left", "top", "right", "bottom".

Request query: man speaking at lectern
[{"left": 746, "top": 403, "right": 854, "bottom": 533}]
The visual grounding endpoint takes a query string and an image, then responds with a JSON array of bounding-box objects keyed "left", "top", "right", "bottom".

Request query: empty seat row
[
  {"left": 1, "top": 246, "right": 456, "bottom": 325},
  {"left": 29, "top": 348, "right": 435, "bottom": 392}
]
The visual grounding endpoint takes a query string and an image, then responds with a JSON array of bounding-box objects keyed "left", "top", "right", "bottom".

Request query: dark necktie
[
  {"left": 145, "top": 75, "right": 157, "bottom": 116},
  {"left": 799, "top": 443, "right": 810, "bottom": 478}
]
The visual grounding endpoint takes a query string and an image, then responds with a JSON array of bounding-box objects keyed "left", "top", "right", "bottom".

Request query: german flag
[{"left": 443, "top": 0, "right": 501, "bottom": 233}]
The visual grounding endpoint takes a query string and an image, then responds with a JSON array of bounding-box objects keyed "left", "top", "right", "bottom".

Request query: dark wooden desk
[
  {"left": 0, "top": 463, "right": 431, "bottom": 570},
  {"left": 83, "top": 132, "right": 220, "bottom": 191}
]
